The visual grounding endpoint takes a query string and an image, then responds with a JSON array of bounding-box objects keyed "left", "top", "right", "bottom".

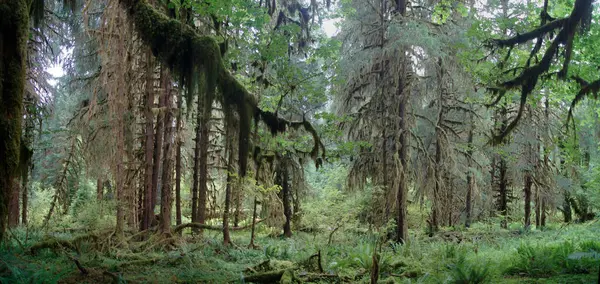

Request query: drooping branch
[
  {"left": 487, "top": 18, "right": 567, "bottom": 48},
  {"left": 486, "top": 0, "right": 593, "bottom": 142},
  {"left": 567, "top": 78, "right": 600, "bottom": 126},
  {"left": 118, "top": 0, "right": 325, "bottom": 176}
]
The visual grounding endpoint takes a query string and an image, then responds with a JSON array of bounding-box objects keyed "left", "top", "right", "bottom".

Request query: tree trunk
[
  {"left": 396, "top": 87, "right": 408, "bottom": 243},
  {"left": 159, "top": 69, "right": 174, "bottom": 235},
  {"left": 141, "top": 50, "right": 155, "bottom": 231},
  {"left": 499, "top": 157, "right": 508, "bottom": 229},
  {"left": 248, "top": 197, "right": 258, "bottom": 248},
  {"left": 151, "top": 68, "right": 166, "bottom": 211},
  {"left": 191, "top": 98, "right": 201, "bottom": 227},
  {"left": 465, "top": 112, "right": 474, "bottom": 228},
  {"left": 197, "top": 94, "right": 211, "bottom": 232},
  {"left": 498, "top": 104, "right": 509, "bottom": 229},
  {"left": 279, "top": 162, "right": 293, "bottom": 238},
  {"left": 175, "top": 95, "right": 182, "bottom": 227},
  {"left": 394, "top": 0, "right": 409, "bottom": 244},
  {"left": 8, "top": 182, "right": 19, "bottom": 227},
  {"left": 535, "top": 184, "right": 541, "bottom": 227},
  {"left": 0, "top": 0, "right": 28, "bottom": 242},
  {"left": 223, "top": 131, "right": 234, "bottom": 246},
  {"left": 524, "top": 171, "right": 532, "bottom": 229},
  {"left": 97, "top": 178, "right": 103, "bottom": 201},
  {"left": 233, "top": 188, "right": 242, "bottom": 227},
  {"left": 562, "top": 191, "right": 572, "bottom": 223}
]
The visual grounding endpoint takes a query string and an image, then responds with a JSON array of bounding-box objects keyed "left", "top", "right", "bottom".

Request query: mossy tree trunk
[
  {"left": 141, "top": 51, "right": 155, "bottom": 231},
  {"left": 159, "top": 69, "right": 174, "bottom": 235},
  {"left": 152, "top": 66, "right": 166, "bottom": 211},
  {"left": 394, "top": 0, "right": 409, "bottom": 244},
  {"left": 465, "top": 112, "right": 474, "bottom": 228},
  {"left": 223, "top": 122, "right": 235, "bottom": 246},
  {"left": 277, "top": 161, "right": 292, "bottom": 238},
  {"left": 197, "top": 91, "right": 211, "bottom": 233},
  {"left": 0, "top": 0, "right": 28, "bottom": 241},
  {"left": 175, "top": 92, "right": 182, "bottom": 227}
]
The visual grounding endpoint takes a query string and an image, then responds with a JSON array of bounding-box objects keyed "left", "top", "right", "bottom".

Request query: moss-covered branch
[{"left": 118, "top": 0, "right": 325, "bottom": 176}]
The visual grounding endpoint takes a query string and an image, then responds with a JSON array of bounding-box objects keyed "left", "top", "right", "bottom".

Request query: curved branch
[{"left": 488, "top": 18, "right": 567, "bottom": 48}]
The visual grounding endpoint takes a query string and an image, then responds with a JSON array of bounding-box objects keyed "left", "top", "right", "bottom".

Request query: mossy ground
[{"left": 0, "top": 219, "right": 599, "bottom": 283}]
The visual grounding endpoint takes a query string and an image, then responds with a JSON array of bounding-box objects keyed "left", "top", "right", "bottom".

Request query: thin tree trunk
[
  {"left": 159, "top": 69, "right": 174, "bottom": 235},
  {"left": 396, "top": 85, "right": 408, "bottom": 243},
  {"left": 279, "top": 163, "right": 293, "bottom": 238},
  {"left": 0, "top": 0, "right": 28, "bottom": 242},
  {"left": 248, "top": 197, "right": 258, "bottom": 248},
  {"left": 223, "top": 130, "right": 234, "bottom": 246},
  {"left": 97, "top": 178, "right": 103, "bottom": 201},
  {"left": 524, "top": 170, "right": 532, "bottom": 229},
  {"left": 394, "top": 0, "right": 409, "bottom": 244},
  {"left": 191, "top": 98, "right": 201, "bottom": 227},
  {"left": 233, "top": 188, "right": 242, "bottom": 227},
  {"left": 141, "top": 50, "right": 155, "bottom": 231},
  {"left": 175, "top": 96, "right": 182, "bottom": 227},
  {"left": 465, "top": 111, "right": 474, "bottom": 228},
  {"left": 197, "top": 95, "right": 211, "bottom": 232},
  {"left": 151, "top": 68, "right": 166, "bottom": 211}
]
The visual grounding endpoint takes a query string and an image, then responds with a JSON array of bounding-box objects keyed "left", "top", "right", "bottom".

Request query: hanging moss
[
  {"left": 0, "top": 0, "right": 28, "bottom": 242},
  {"left": 120, "top": 0, "right": 325, "bottom": 176}
]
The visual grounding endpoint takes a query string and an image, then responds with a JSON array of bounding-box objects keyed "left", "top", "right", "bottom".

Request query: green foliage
[
  {"left": 507, "top": 240, "right": 600, "bottom": 277},
  {"left": 449, "top": 253, "right": 492, "bottom": 284}
]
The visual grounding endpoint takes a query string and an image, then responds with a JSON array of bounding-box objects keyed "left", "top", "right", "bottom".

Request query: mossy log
[
  {"left": 242, "top": 269, "right": 287, "bottom": 283},
  {"left": 173, "top": 219, "right": 264, "bottom": 233},
  {"left": 117, "top": 0, "right": 325, "bottom": 176},
  {"left": 29, "top": 233, "right": 100, "bottom": 255},
  {"left": 29, "top": 238, "right": 77, "bottom": 254}
]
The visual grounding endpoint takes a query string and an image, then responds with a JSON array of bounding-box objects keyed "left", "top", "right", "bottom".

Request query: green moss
[
  {"left": 0, "top": 0, "right": 28, "bottom": 242},
  {"left": 126, "top": 0, "right": 324, "bottom": 177}
]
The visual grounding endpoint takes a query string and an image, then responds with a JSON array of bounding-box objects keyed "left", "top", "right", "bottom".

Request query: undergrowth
[{"left": 0, "top": 219, "right": 598, "bottom": 283}]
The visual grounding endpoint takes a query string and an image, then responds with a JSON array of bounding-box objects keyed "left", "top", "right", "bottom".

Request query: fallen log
[
  {"left": 173, "top": 219, "right": 264, "bottom": 233},
  {"left": 242, "top": 269, "right": 287, "bottom": 283},
  {"left": 29, "top": 233, "right": 100, "bottom": 255}
]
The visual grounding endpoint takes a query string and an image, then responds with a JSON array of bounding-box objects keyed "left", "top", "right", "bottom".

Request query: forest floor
[{"left": 0, "top": 220, "right": 599, "bottom": 283}]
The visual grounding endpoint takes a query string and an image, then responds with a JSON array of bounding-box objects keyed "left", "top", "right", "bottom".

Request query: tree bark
[
  {"left": 151, "top": 67, "right": 166, "bottom": 211},
  {"left": 97, "top": 178, "right": 103, "bottom": 201},
  {"left": 141, "top": 50, "right": 155, "bottom": 231},
  {"left": 8, "top": 182, "right": 19, "bottom": 227},
  {"left": 175, "top": 95, "right": 182, "bottom": 227},
  {"left": 248, "top": 197, "right": 258, "bottom": 248},
  {"left": 197, "top": 93, "right": 211, "bottom": 233},
  {"left": 191, "top": 98, "right": 201, "bottom": 227},
  {"left": 465, "top": 112, "right": 474, "bottom": 228},
  {"left": 279, "top": 162, "right": 293, "bottom": 238},
  {"left": 223, "top": 130, "right": 234, "bottom": 246},
  {"left": 396, "top": 82, "right": 408, "bottom": 243},
  {"left": 0, "top": 0, "right": 28, "bottom": 242},
  {"left": 524, "top": 170, "right": 532, "bottom": 229},
  {"left": 159, "top": 68, "right": 174, "bottom": 235}
]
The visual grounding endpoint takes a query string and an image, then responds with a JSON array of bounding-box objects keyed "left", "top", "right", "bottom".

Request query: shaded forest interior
[{"left": 1, "top": 0, "right": 600, "bottom": 283}]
